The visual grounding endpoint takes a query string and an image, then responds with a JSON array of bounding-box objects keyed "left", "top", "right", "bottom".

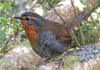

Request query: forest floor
[{"left": 0, "top": 41, "right": 100, "bottom": 70}]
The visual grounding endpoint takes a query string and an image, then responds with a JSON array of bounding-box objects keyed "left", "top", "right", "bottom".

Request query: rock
[
  {"left": 73, "top": 45, "right": 100, "bottom": 62},
  {"left": 0, "top": 45, "right": 43, "bottom": 70},
  {"left": 37, "top": 63, "right": 57, "bottom": 70}
]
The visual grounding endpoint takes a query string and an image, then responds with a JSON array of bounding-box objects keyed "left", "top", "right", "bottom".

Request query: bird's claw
[{"left": 56, "top": 51, "right": 68, "bottom": 70}]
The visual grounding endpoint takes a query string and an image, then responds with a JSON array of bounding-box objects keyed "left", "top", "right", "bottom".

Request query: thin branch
[
  {"left": 47, "top": 0, "right": 67, "bottom": 24},
  {"left": 71, "top": 0, "right": 85, "bottom": 46},
  {"left": 39, "top": 0, "right": 50, "bottom": 10},
  {"left": 28, "top": 0, "right": 40, "bottom": 12},
  {"left": 10, "top": 0, "right": 15, "bottom": 24},
  {"left": 0, "top": 0, "right": 16, "bottom": 52},
  {"left": 0, "top": 24, "right": 20, "bottom": 53},
  {"left": 70, "top": 0, "right": 77, "bottom": 15},
  {"left": 70, "top": 0, "right": 81, "bottom": 47}
]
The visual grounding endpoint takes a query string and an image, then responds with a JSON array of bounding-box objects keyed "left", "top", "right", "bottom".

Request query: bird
[
  {"left": 14, "top": 12, "right": 72, "bottom": 58},
  {"left": 14, "top": 4, "right": 99, "bottom": 60}
]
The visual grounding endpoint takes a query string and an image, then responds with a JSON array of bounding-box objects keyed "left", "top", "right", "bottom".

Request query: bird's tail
[{"left": 65, "top": 3, "right": 100, "bottom": 31}]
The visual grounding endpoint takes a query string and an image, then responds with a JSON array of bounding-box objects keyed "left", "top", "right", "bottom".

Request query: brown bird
[
  {"left": 14, "top": 4, "right": 99, "bottom": 60},
  {"left": 15, "top": 12, "right": 72, "bottom": 58}
]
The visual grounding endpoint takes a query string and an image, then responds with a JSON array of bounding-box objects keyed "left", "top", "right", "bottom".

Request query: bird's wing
[{"left": 37, "top": 30, "right": 65, "bottom": 54}]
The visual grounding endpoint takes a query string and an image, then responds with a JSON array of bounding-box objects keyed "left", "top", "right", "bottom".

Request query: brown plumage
[{"left": 14, "top": 4, "right": 99, "bottom": 58}]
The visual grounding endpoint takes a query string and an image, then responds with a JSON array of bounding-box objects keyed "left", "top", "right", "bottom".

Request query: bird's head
[{"left": 14, "top": 12, "right": 44, "bottom": 25}]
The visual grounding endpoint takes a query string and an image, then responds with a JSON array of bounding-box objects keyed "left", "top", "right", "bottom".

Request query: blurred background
[
  {"left": 0, "top": 0, "right": 100, "bottom": 70},
  {"left": 0, "top": 0, "right": 100, "bottom": 53}
]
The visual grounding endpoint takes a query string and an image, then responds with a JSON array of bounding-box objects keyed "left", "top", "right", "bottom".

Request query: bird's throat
[{"left": 21, "top": 21, "right": 38, "bottom": 48}]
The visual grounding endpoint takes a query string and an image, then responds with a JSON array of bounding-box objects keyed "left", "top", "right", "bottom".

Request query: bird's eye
[
  {"left": 21, "top": 16, "right": 30, "bottom": 20},
  {"left": 21, "top": 16, "right": 35, "bottom": 21},
  {"left": 26, "top": 16, "right": 35, "bottom": 21},
  {"left": 26, "top": 17, "right": 30, "bottom": 20}
]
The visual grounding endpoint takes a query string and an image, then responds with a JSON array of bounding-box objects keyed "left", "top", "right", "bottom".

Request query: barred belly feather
[{"left": 33, "top": 31, "right": 65, "bottom": 58}]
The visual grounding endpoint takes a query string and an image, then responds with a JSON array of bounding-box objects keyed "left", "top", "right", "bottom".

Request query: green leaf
[
  {"left": 96, "top": 19, "right": 99, "bottom": 23},
  {"left": 0, "top": 18, "right": 7, "bottom": 23},
  {"left": 55, "top": 0, "right": 61, "bottom": 3},
  {"left": 80, "top": 0, "right": 87, "bottom": 5},
  {"left": 0, "top": 3, "right": 9, "bottom": 9}
]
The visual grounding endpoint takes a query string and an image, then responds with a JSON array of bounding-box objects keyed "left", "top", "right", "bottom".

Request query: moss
[
  {"left": 21, "top": 66, "right": 28, "bottom": 70},
  {"left": 21, "top": 40, "right": 30, "bottom": 47},
  {"left": 0, "top": 53, "right": 5, "bottom": 57},
  {"left": 0, "top": 60, "right": 10, "bottom": 63},
  {"left": 64, "top": 56, "right": 80, "bottom": 70}
]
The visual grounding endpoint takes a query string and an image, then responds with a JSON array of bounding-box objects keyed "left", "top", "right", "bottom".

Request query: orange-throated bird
[
  {"left": 14, "top": 4, "right": 99, "bottom": 59},
  {"left": 14, "top": 12, "right": 72, "bottom": 58}
]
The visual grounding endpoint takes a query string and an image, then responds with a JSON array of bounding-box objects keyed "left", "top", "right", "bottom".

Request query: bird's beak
[{"left": 14, "top": 16, "right": 22, "bottom": 20}]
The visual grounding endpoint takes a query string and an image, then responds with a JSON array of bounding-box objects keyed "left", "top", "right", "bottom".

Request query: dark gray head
[{"left": 14, "top": 12, "right": 45, "bottom": 25}]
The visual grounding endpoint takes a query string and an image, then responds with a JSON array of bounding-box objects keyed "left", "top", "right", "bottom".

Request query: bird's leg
[
  {"left": 44, "top": 58, "right": 52, "bottom": 63},
  {"left": 56, "top": 47, "right": 69, "bottom": 70},
  {"left": 57, "top": 51, "right": 67, "bottom": 70},
  {"left": 57, "top": 42, "right": 71, "bottom": 70},
  {"left": 37, "top": 58, "right": 52, "bottom": 65}
]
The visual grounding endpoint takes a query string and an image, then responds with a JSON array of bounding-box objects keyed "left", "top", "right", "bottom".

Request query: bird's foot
[
  {"left": 56, "top": 51, "right": 68, "bottom": 70},
  {"left": 42, "top": 57, "right": 57, "bottom": 63},
  {"left": 44, "top": 58, "right": 52, "bottom": 63}
]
